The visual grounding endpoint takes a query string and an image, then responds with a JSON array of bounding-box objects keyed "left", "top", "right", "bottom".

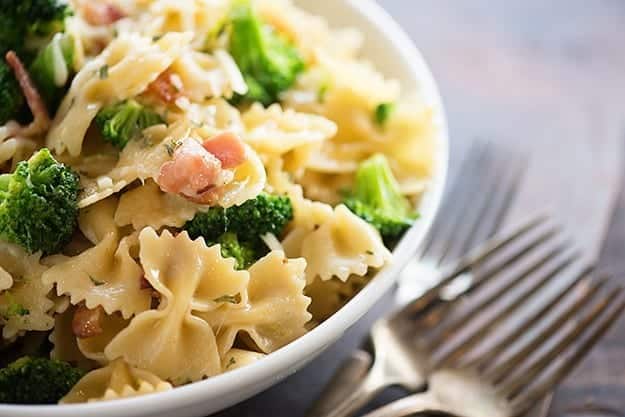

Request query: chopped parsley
[
  {"left": 98, "top": 65, "right": 109, "bottom": 80},
  {"left": 89, "top": 275, "right": 105, "bottom": 286},
  {"left": 164, "top": 139, "right": 183, "bottom": 157},
  {"left": 374, "top": 102, "right": 395, "bottom": 126},
  {"left": 214, "top": 295, "right": 240, "bottom": 304}
]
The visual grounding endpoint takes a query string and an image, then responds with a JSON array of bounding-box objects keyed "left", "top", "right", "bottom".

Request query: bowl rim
[{"left": 0, "top": 1, "right": 449, "bottom": 415}]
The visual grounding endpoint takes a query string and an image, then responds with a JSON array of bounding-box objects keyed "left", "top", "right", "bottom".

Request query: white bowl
[{"left": 0, "top": 1, "right": 448, "bottom": 416}]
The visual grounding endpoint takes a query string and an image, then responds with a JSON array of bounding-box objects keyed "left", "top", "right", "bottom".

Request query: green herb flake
[
  {"left": 226, "top": 357, "right": 237, "bottom": 369},
  {"left": 89, "top": 275, "right": 106, "bottom": 286},
  {"left": 98, "top": 65, "right": 109, "bottom": 80},
  {"left": 5, "top": 302, "right": 29, "bottom": 318},
  {"left": 214, "top": 295, "right": 239, "bottom": 304},
  {"left": 164, "top": 139, "right": 183, "bottom": 157},
  {"left": 317, "top": 83, "right": 329, "bottom": 103},
  {"left": 374, "top": 102, "right": 395, "bottom": 126}
]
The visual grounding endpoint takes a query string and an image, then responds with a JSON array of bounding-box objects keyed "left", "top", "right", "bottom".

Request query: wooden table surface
[{"left": 217, "top": 1, "right": 625, "bottom": 416}]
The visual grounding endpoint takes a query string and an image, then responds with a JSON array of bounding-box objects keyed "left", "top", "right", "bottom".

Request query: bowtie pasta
[{"left": 0, "top": 0, "right": 437, "bottom": 405}]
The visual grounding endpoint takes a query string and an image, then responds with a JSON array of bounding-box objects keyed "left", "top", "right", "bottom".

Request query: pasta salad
[{"left": 0, "top": 0, "right": 437, "bottom": 404}]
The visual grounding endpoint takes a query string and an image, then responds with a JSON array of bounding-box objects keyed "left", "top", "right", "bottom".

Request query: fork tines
[
  {"left": 399, "top": 213, "right": 624, "bottom": 416},
  {"left": 417, "top": 142, "right": 526, "bottom": 266}
]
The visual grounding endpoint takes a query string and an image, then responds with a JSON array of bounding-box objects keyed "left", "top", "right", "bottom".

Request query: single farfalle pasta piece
[
  {"left": 0, "top": 242, "right": 54, "bottom": 339},
  {"left": 42, "top": 198, "right": 151, "bottom": 319},
  {"left": 104, "top": 228, "right": 249, "bottom": 384},
  {"left": 79, "top": 122, "right": 266, "bottom": 209},
  {"left": 61, "top": 358, "right": 172, "bottom": 404},
  {"left": 47, "top": 32, "right": 192, "bottom": 157},
  {"left": 201, "top": 251, "right": 311, "bottom": 356},
  {"left": 298, "top": 205, "right": 391, "bottom": 282},
  {"left": 241, "top": 103, "right": 337, "bottom": 173},
  {"left": 283, "top": 187, "right": 391, "bottom": 283},
  {"left": 115, "top": 180, "right": 204, "bottom": 230},
  {"left": 77, "top": 123, "right": 175, "bottom": 208}
]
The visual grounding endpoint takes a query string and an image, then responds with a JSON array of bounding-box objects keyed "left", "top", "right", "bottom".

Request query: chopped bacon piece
[
  {"left": 139, "top": 276, "right": 152, "bottom": 290},
  {"left": 202, "top": 132, "right": 247, "bottom": 169},
  {"left": 82, "top": 2, "right": 126, "bottom": 26},
  {"left": 72, "top": 305, "right": 104, "bottom": 339},
  {"left": 158, "top": 138, "right": 233, "bottom": 204},
  {"left": 147, "top": 71, "right": 182, "bottom": 104},
  {"left": 5, "top": 51, "right": 51, "bottom": 136}
]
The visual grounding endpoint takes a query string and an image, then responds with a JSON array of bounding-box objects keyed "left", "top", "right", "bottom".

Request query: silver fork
[
  {"left": 307, "top": 142, "right": 526, "bottom": 417},
  {"left": 359, "top": 270, "right": 625, "bottom": 417},
  {"left": 309, "top": 214, "right": 569, "bottom": 417}
]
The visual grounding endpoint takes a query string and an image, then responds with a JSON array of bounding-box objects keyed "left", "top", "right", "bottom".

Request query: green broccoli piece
[
  {"left": 95, "top": 100, "right": 164, "bottom": 149},
  {"left": 228, "top": 0, "right": 305, "bottom": 106},
  {"left": 374, "top": 102, "right": 395, "bottom": 126},
  {"left": 2, "top": 301, "right": 29, "bottom": 320},
  {"left": 0, "top": 0, "right": 72, "bottom": 57},
  {"left": 29, "top": 32, "right": 75, "bottom": 112},
  {"left": 185, "top": 193, "right": 294, "bottom": 268},
  {"left": 0, "top": 0, "right": 73, "bottom": 122},
  {"left": 0, "top": 357, "right": 84, "bottom": 404},
  {"left": 0, "top": 148, "right": 79, "bottom": 254},
  {"left": 217, "top": 232, "right": 258, "bottom": 269},
  {"left": 0, "top": 61, "right": 24, "bottom": 125},
  {"left": 344, "top": 154, "right": 417, "bottom": 241}
]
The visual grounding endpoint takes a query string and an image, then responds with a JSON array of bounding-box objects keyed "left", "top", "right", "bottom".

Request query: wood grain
[{"left": 215, "top": 1, "right": 625, "bottom": 415}]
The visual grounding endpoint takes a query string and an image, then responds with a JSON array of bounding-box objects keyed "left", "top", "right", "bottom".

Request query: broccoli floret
[
  {"left": 0, "top": 357, "right": 84, "bottom": 404},
  {"left": 344, "top": 154, "right": 417, "bottom": 241},
  {"left": 0, "top": 0, "right": 72, "bottom": 57},
  {"left": 0, "top": 0, "right": 73, "bottom": 121},
  {"left": 0, "top": 148, "right": 79, "bottom": 254},
  {"left": 228, "top": 0, "right": 305, "bottom": 106},
  {"left": 217, "top": 232, "right": 258, "bottom": 269},
  {"left": 29, "top": 32, "right": 74, "bottom": 112},
  {"left": 95, "top": 100, "right": 164, "bottom": 149},
  {"left": 0, "top": 61, "right": 24, "bottom": 125},
  {"left": 185, "top": 193, "right": 294, "bottom": 267}
]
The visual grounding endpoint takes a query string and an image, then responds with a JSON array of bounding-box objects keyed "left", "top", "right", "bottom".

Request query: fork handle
[
  {"left": 306, "top": 350, "right": 388, "bottom": 417},
  {"left": 306, "top": 350, "right": 373, "bottom": 417},
  {"left": 359, "top": 392, "right": 447, "bottom": 417}
]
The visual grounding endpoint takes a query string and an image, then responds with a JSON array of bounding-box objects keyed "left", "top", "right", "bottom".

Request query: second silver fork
[{"left": 309, "top": 216, "right": 565, "bottom": 417}]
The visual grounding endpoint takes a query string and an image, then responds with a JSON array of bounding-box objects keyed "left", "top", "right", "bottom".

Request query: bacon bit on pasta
[
  {"left": 158, "top": 138, "right": 234, "bottom": 204},
  {"left": 147, "top": 71, "right": 183, "bottom": 104},
  {"left": 5, "top": 51, "right": 51, "bottom": 136},
  {"left": 72, "top": 304, "right": 104, "bottom": 339},
  {"left": 202, "top": 132, "right": 247, "bottom": 169},
  {"left": 139, "top": 276, "right": 152, "bottom": 290},
  {"left": 82, "top": 2, "right": 126, "bottom": 26}
]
